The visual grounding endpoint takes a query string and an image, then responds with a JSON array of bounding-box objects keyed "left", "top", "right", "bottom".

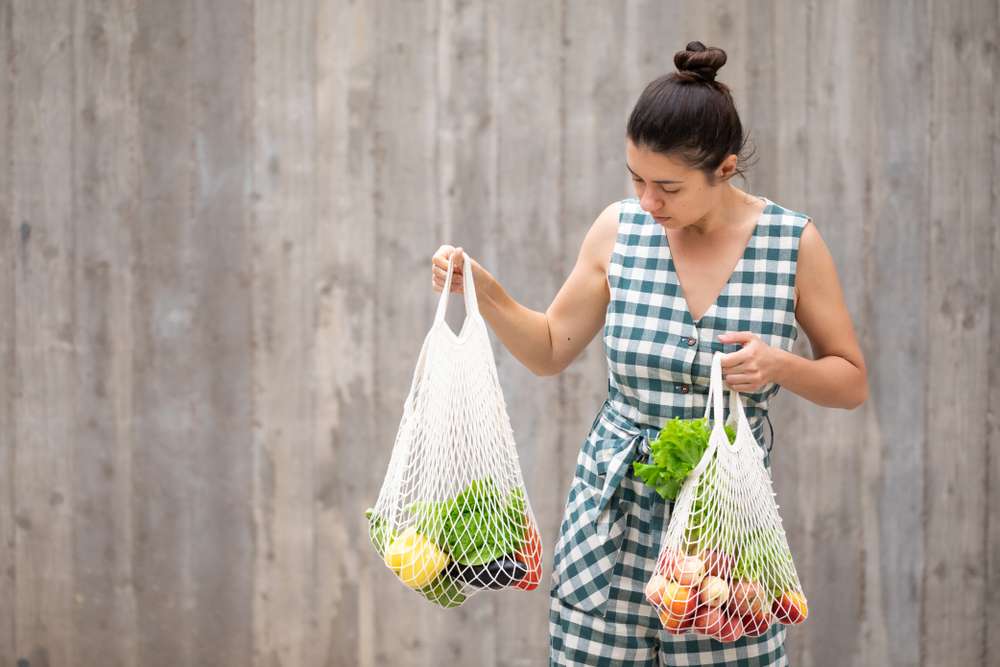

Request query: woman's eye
[{"left": 631, "top": 177, "right": 678, "bottom": 195}]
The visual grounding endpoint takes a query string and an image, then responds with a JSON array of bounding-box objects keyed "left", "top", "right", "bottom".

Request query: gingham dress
[{"left": 549, "top": 196, "right": 811, "bottom": 666}]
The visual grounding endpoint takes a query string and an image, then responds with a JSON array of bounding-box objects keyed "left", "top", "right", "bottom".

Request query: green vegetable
[
  {"left": 405, "top": 477, "right": 527, "bottom": 566},
  {"left": 732, "top": 527, "right": 796, "bottom": 598},
  {"left": 632, "top": 417, "right": 735, "bottom": 502},
  {"left": 419, "top": 570, "right": 467, "bottom": 608},
  {"left": 364, "top": 507, "right": 394, "bottom": 557},
  {"left": 682, "top": 466, "right": 721, "bottom": 551}
]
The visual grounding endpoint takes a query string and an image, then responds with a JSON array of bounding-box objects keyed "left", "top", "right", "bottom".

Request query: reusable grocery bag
[
  {"left": 645, "top": 351, "right": 808, "bottom": 641},
  {"left": 364, "top": 251, "right": 542, "bottom": 608}
]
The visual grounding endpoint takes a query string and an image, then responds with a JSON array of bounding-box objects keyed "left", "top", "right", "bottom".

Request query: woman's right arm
[{"left": 431, "top": 201, "right": 620, "bottom": 377}]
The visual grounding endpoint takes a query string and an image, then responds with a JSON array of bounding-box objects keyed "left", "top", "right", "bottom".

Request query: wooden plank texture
[
  {"left": 13, "top": 2, "right": 76, "bottom": 665},
  {"left": 323, "top": 0, "right": 378, "bottom": 665},
  {"left": 250, "top": 2, "right": 322, "bottom": 666},
  {"left": 70, "top": 1, "right": 140, "bottom": 665},
  {"left": 1, "top": 1, "right": 997, "bottom": 666},
  {"left": 489, "top": 3, "right": 564, "bottom": 664},
  {"left": 0, "top": 0, "right": 16, "bottom": 663},
  {"left": 923, "top": 1, "right": 995, "bottom": 665}
]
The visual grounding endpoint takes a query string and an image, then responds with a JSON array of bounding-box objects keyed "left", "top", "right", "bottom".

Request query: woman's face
[{"left": 625, "top": 138, "right": 735, "bottom": 231}]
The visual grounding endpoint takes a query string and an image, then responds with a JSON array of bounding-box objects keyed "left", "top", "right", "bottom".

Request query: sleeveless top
[{"left": 604, "top": 196, "right": 810, "bottom": 447}]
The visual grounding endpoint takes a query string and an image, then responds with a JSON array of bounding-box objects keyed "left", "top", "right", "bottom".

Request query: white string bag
[
  {"left": 365, "top": 252, "right": 542, "bottom": 608},
  {"left": 645, "top": 351, "right": 808, "bottom": 642}
]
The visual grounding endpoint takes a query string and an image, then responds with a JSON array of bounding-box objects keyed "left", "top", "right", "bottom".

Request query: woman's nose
[{"left": 639, "top": 192, "right": 661, "bottom": 213}]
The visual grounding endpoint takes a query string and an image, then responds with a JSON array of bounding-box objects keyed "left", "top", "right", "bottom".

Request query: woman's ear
[{"left": 715, "top": 154, "right": 739, "bottom": 182}]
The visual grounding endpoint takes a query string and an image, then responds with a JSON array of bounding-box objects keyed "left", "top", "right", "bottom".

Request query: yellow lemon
[
  {"left": 384, "top": 526, "right": 449, "bottom": 589},
  {"left": 383, "top": 526, "right": 418, "bottom": 571}
]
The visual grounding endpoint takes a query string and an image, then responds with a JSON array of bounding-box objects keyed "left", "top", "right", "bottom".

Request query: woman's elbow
[
  {"left": 849, "top": 385, "right": 869, "bottom": 409},
  {"left": 846, "top": 371, "right": 869, "bottom": 409},
  {"left": 533, "top": 360, "right": 565, "bottom": 377}
]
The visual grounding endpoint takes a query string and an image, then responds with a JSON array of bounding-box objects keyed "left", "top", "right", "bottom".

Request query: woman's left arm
[
  {"left": 719, "top": 220, "right": 869, "bottom": 409},
  {"left": 774, "top": 220, "right": 868, "bottom": 409}
]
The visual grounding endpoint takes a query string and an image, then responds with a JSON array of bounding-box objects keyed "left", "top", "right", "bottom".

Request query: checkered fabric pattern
[{"left": 549, "top": 197, "right": 810, "bottom": 665}]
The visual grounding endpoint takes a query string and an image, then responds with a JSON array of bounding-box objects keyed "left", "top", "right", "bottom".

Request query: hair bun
[{"left": 674, "top": 41, "right": 727, "bottom": 83}]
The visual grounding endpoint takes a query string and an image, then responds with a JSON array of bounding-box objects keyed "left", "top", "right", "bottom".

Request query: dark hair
[{"left": 626, "top": 41, "right": 756, "bottom": 184}]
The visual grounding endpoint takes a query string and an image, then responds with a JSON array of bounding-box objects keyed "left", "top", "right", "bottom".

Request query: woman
[{"left": 431, "top": 41, "right": 867, "bottom": 667}]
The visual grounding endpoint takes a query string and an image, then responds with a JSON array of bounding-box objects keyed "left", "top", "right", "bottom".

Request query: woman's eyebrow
[{"left": 626, "top": 162, "right": 683, "bottom": 184}]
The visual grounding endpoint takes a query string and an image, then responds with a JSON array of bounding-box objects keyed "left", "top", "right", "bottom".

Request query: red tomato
[{"left": 513, "top": 519, "right": 542, "bottom": 591}]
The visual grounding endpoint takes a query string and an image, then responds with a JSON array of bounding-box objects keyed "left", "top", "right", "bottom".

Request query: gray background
[{"left": 2, "top": 0, "right": 998, "bottom": 666}]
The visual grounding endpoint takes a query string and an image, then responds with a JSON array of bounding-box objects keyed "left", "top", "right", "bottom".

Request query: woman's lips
[{"left": 653, "top": 215, "right": 671, "bottom": 222}]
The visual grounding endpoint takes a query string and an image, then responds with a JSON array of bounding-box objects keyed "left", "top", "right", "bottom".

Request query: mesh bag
[
  {"left": 645, "top": 351, "right": 808, "bottom": 641},
  {"left": 364, "top": 252, "right": 542, "bottom": 608}
]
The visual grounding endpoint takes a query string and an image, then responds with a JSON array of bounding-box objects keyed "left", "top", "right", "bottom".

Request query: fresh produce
[
  {"left": 657, "top": 581, "right": 698, "bottom": 630},
  {"left": 632, "top": 417, "right": 735, "bottom": 502},
  {"left": 419, "top": 571, "right": 467, "bottom": 608},
  {"left": 698, "top": 576, "right": 729, "bottom": 608},
  {"left": 730, "top": 580, "right": 768, "bottom": 618},
  {"left": 698, "top": 548, "right": 735, "bottom": 580},
  {"left": 742, "top": 606, "right": 773, "bottom": 637},
  {"left": 383, "top": 526, "right": 450, "bottom": 589},
  {"left": 448, "top": 556, "right": 528, "bottom": 590},
  {"left": 659, "top": 606, "right": 693, "bottom": 635},
  {"left": 512, "top": 519, "right": 543, "bottom": 591},
  {"left": 645, "top": 574, "right": 669, "bottom": 606},
  {"left": 366, "top": 509, "right": 467, "bottom": 606},
  {"left": 715, "top": 613, "right": 744, "bottom": 642},
  {"left": 693, "top": 605, "right": 724, "bottom": 636},
  {"left": 406, "top": 477, "right": 527, "bottom": 567},
  {"left": 671, "top": 555, "right": 706, "bottom": 587},
  {"left": 731, "top": 528, "right": 795, "bottom": 597},
  {"left": 773, "top": 590, "right": 808, "bottom": 624},
  {"left": 681, "top": 465, "right": 724, "bottom": 549},
  {"left": 655, "top": 549, "right": 679, "bottom": 577},
  {"left": 636, "top": 416, "right": 807, "bottom": 641},
  {"left": 364, "top": 508, "right": 394, "bottom": 557}
]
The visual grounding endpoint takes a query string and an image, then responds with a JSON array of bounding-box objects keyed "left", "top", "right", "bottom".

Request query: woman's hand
[
  {"left": 717, "top": 331, "right": 783, "bottom": 393},
  {"left": 431, "top": 245, "right": 490, "bottom": 296}
]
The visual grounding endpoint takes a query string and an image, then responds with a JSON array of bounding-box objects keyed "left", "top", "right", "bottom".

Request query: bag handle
[
  {"left": 729, "top": 374, "right": 757, "bottom": 446},
  {"left": 434, "top": 250, "right": 480, "bottom": 325},
  {"left": 700, "top": 350, "right": 765, "bottom": 460},
  {"left": 702, "top": 351, "right": 744, "bottom": 454}
]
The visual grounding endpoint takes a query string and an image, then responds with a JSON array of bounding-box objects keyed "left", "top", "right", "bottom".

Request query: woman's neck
[{"left": 684, "top": 185, "right": 761, "bottom": 237}]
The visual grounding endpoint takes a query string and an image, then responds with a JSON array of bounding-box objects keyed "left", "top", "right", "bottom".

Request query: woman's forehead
[{"left": 625, "top": 140, "right": 692, "bottom": 181}]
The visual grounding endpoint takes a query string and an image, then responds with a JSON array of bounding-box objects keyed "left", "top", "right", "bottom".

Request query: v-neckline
[{"left": 662, "top": 197, "right": 771, "bottom": 328}]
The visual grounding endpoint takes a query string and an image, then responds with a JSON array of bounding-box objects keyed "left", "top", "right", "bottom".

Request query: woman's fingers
[
  {"left": 431, "top": 265, "right": 463, "bottom": 293},
  {"left": 432, "top": 254, "right": 464, "bottom": 274},
  {"left": 432, "top": 265, "right": 463, "bottom": 283},
  {"left": 431, "top": 245, "right": 467, "bottom": 293}
]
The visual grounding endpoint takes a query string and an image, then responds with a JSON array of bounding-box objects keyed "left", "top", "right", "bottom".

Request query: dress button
[
  {"left": 680, "top": 385, "right": 690, "bottom": 394},
  {"left": 687, "top": 337, "right": 697, "bottom": 346}
]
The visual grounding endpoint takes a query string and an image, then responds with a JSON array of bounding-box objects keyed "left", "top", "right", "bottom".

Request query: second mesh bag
[
  {"left": 364, "top": 252, "right": 542, "bottom": 609},
  {"left": 645, "top": 351, "right": 808, "bottom": 642}
]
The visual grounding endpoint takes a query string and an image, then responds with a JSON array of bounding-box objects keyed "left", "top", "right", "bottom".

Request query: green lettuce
[
  {"left": 632, "top": 417, "right": 735, "bottom": 502},
  {"left": 404, "top": 477, "right": 526, "bottom": 566}
]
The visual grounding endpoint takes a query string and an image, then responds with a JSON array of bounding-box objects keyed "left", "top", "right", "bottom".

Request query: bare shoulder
[
  {"left": 580, "top": 200, "right": 622, "bottom": 275},
  {"left": 793, "top": 218, "right": 825, "bottom": 308},
  {"left": 796, "top": 218, "right": 831, "bottom": 280},
  {"left": 794, "top": 217, "right": 865, "bottom": 367}
]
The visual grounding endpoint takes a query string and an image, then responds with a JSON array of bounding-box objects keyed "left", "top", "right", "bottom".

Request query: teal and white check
[{"left": 549, "top": 197, "right": 811, "bottom": 666}]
